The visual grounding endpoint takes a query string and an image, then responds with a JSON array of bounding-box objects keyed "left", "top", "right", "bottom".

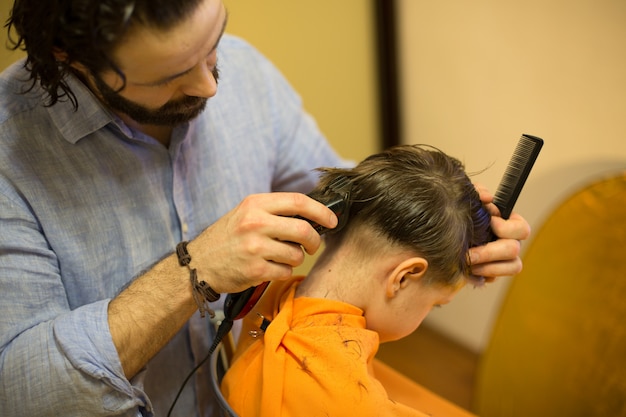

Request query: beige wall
[
  {"left": 222, "top": 0, "right": 379, "bottom": 163},
  {"left": 397, "top": 0, "right": 626, "bottom": 352},
  {"left": 0, "top": 0, "right": 23, "bottom": 69}
]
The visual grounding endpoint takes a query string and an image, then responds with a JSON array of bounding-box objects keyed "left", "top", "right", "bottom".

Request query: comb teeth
[{"left": 493, "top": 134, "right": 543, "bottom": 219}]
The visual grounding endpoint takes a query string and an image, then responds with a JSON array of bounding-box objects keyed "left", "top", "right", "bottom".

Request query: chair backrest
[
  {"left": 209, "top": 341, "right": 239, "bottom": 417},
  {"left": 474, "top": 172, "right": 626, "bottom": 417}
]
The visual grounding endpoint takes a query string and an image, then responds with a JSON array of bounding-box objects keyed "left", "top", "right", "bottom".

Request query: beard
[{"left": 91, "top": 66, "right": 219, "bottom": 127}]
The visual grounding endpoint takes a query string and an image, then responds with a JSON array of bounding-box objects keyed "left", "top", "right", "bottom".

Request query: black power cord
[{"left": 166, "top": 316, "right": 234, "bottom": 417}]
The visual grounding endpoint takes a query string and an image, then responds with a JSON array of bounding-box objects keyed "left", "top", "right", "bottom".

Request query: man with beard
[{"left": 0, "top": 0, "right": 530, "bottom": 416}]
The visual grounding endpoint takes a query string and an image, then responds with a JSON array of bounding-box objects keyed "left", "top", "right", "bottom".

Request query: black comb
[{"left": 492, "top": 134, "right": 544, "bottom": 220}]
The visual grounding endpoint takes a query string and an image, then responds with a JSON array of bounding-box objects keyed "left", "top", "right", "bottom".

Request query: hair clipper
[{"left": 223, "top": 176, "right": 352, "bottom": 321}]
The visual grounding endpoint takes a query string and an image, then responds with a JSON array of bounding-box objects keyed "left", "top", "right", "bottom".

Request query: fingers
[
  {"left": 465, "top": 183, "right": 533, "bottom": 280},
  {"left": 468, "top": 210, "right": 531, "bottom": 279},
  {"left": 192, "top": 225, "right": 305, "bottom": 294},
  {"left": 470, "top": 237, "right": 521, "bottom": 265},
  {"left": 234, "top": 192, "right": 337, "bottom": 254},
  {"left": 224, "top": 238, "right": 304, "bottom": 286},
  {"left": 190, "top": 192, "right": 337, "bottom": 293},
  {"left": 469, "top": 239, "right": 523, "bottom": 278},
  {"left": 473, "top": 182, "right": 500, "bottom": 217},
  {"left": 470, "top": 259, "right": 523, "bottom": 279},
  {"left": 236, "top": 192, "right": 338, "bottom": 231},
  {"left": 253, "top": 192, "right": 339, "bottom": 228},
  {"left": 490, "top": 212, "right": 531, "bottom": 241},
  {"left": 473, "top": 182, "right": 494, "bottom": 205}
]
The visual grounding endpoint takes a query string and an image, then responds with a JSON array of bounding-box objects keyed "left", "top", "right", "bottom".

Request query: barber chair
[{"left": 474, "top": 172, "right": 626, "bottom": 416}]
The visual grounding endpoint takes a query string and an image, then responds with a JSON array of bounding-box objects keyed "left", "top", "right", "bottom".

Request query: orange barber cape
[{"left": 221, "top": 277, "right": 430, "bottom": 417}]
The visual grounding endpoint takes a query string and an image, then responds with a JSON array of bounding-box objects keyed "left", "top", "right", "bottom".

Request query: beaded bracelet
[{"left": 176, "top": 241, "right": 220, "bottom": 318}]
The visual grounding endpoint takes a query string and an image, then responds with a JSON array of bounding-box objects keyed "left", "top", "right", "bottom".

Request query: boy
[{"left": 222, "top": 144, "right": 492, "bottom": 416}]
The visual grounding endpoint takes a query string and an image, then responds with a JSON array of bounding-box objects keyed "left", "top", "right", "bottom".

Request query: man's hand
[
  {"left": 109, "top": 192, "right": 335, "bottom": 380},
  {"left": 469, "top": 184, "right": 531, "bottom": 279},
  {"left": 189, "top": 192, "right": 338, "bottom": 293}
]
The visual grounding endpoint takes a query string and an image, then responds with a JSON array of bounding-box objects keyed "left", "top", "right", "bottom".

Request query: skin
[
  {"left": 297, "top": 227, "right": 463, "bottom": 344},
  {"left": 66, "top": 0, "right": 529, "bottom": 379}
]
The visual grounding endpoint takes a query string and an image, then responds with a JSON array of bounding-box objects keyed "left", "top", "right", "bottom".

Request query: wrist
[{"left": 176, "top": 241, "right": 221, "bottom": 318}]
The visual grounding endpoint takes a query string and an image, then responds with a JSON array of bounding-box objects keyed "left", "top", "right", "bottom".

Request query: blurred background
[{"left": 2, "top": 0, "right": 624, "bottom": 414}]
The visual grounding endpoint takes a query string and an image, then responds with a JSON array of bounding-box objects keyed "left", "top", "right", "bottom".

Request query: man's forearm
[{"left": 108, "top": 251, "right": 198, "bottom": 379}]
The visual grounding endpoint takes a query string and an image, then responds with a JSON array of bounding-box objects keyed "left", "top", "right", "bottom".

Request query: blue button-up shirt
[{"left": 0, "top": 34, "right": 346, "bottom": 417}]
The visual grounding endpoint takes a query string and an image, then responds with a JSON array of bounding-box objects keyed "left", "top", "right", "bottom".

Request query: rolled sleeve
[
  {"left": 1, "top": 301, "right": 150, "bottom": 416},
  {"left": 54, "top": 300, "right": 151, "bottom": 413},
  {"left": 0, "top": 192, "right": 149, "bottom": 416}
]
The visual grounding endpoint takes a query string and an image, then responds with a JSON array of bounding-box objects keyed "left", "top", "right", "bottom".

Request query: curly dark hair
[
  {"left": 5, "top": 0, "right": 205, "bottom": 108},
  {"left": 316, "top": 144, "right": 492, "bottom": 287}
]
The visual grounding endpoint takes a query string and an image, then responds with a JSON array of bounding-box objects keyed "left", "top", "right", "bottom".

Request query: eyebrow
[{"left": 137, "top": 11, "right": 229, "bottom": 87}]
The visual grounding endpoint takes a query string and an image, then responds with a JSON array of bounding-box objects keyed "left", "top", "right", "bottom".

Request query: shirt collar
[{"left": 46, "top": 73, "right": 120, "bottom": 144}]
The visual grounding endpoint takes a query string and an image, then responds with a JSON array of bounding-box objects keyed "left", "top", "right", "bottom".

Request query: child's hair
[{"left": 316, "top": 144, "right": 492, "bottom": 287}]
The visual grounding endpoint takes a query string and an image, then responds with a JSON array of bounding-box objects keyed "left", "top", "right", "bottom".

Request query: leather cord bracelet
[{"left": 176, "top": 241, "right": 220, "bottom": 318}]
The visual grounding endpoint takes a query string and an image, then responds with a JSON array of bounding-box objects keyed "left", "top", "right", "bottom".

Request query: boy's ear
[{"left": 385, "top": 257, "right": 428, "bottom": 298}]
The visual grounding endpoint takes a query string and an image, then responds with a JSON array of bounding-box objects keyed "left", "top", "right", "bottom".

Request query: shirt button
[{"left": 182, "top": 223, "right": 189, "bottom": 234}]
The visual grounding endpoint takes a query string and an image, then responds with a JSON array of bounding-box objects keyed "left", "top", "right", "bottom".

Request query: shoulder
[
  {"left": 217, "top": 34, "right": 293, "bottom": 92},
  {"left": 218, "top": 34, "right": 267, "bottom": 61},
  {"left": 0, "top": 60, "right": 45, "bottom": 125},
  {"left": 217, "top": 34, "right": 266, "bottom": 71}
]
